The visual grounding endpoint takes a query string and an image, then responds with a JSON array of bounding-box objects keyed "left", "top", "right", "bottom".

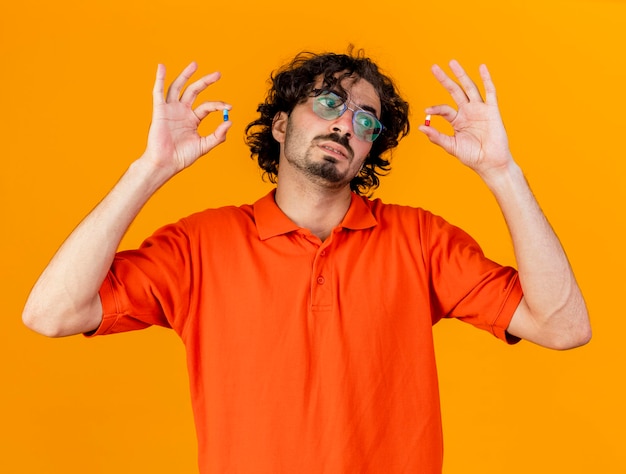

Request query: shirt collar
[{"left": 254, "top": 189, "right": 378, "bottom": 241}]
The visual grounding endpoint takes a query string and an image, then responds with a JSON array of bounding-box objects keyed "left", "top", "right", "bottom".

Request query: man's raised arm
[
  {"left": 419, "top": 60, "right": 591, "bottom": 350},
  {"left": 22, "top": 62, "right": 232, "bottom": 337}
]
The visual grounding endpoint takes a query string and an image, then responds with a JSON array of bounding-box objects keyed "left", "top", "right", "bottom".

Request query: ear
[{"left": 271, "top": 111, "right": 288, "bottom": 143}]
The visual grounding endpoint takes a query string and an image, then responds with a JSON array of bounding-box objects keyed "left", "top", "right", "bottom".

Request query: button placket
[{"left": 311, "top": 243, "right": 332, "bottom": 312}]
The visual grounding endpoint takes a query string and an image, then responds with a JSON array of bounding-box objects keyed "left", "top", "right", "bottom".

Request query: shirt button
[
  {"left": 317, "top": 276, "right": 325, "bottom": 285},
  {"left": 320, "top": 250, "right": 326, "bottom": 257}
]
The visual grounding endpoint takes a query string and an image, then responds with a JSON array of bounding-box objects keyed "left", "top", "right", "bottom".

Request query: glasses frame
[{"left": 310, "top": 89, "right": 384, "bottom": 142}]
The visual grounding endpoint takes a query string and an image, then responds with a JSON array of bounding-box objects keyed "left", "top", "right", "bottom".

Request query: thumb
[
  {"left": 199, "top": 121, "right": 233, "bottom": 156},
  {"left": 419, "top": 125, "right": 456, "bottom": 156}
]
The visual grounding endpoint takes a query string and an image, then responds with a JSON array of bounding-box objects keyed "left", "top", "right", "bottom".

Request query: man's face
[{"left": 273, "top": 76, "right": 381, "bottom": 189}]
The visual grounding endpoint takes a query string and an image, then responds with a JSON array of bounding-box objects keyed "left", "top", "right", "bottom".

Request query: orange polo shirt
[{"left": 95, "top": 190, "right": 523, "bottom": 473}]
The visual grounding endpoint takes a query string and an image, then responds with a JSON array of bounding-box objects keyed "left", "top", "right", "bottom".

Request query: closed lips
[{"left": 320, "top": 143, "right": 349, "bottom": 159}]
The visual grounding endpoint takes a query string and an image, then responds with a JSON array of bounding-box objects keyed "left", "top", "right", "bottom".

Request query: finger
[
  {"left": 193, "top": 101, "right": 232, "bottom": 122},
  {"left": 180, "top": 72, "right": 222, "bottom": 107},
  {"left": 152, "top": 64, "right": 166, "bottom": 105},
  {"left": 425, "top": 104, "right": 458, "bottom": 124},
  {"left": 448, "top": 60, "right": 484, "bottom": 102},
  {"left": 199, "top": 121, "right": 232, "bottom": 155},
  {"left": 166, "top": 62, "right": 198, "bottom": 102},
  {"left": 418, "top": 123, "right": 455, "bottom": 156},
  {"left": 432, "top": 64, "right": 469, "bottom": 106},
  {"left": 479, "top": 64, "right": 498, "bottom": 104}
]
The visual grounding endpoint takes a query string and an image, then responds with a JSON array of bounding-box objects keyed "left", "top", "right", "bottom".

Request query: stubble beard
[
  {"left": 305, "top": 156, "right": 345, "bottom": 183},
  {"left": 283, "top": 122, "right": 353, "bottom": 188}
]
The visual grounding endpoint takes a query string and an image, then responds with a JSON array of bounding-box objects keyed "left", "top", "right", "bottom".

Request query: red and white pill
[{"left": 425, "top": 114, "right": 431, "bottom": 126}]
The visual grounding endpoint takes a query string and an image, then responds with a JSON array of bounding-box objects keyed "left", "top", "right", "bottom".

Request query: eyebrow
[
  {"left": 315, "top": 88, "right": 381, "bottom": 118},
  {"left": 345, "top": 92, "right": 380, "bottom": 118},
  {"left": 357, "top": 103, "right": 379, "bottom": 117}
]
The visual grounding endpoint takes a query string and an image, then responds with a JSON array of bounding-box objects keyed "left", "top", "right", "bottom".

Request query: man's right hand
[
  {"left": 22, "top": 62, "right": 232, "bottom": 337},
  {"left": 143, "top": 62, "right": 232, "bottom": 178}
]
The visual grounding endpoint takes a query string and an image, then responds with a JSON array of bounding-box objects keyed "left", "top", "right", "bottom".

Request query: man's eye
[
  {"left": 317, "top": 92, "right": 343, "bottom": 109},
  {"left": 319, "top": 96, "right": 340, "bottom": 109},
  {"left": 356, "top": 113, "right": 375, "bottom": 129}
]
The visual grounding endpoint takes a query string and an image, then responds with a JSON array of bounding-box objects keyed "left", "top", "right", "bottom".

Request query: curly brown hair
[{"left": 245, "top": 48, "right": 410, "bottom": 195}]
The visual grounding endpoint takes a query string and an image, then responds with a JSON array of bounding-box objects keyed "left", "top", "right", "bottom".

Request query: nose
[{"left": 330, "top": 108, "right": 354, "bottom": 138}]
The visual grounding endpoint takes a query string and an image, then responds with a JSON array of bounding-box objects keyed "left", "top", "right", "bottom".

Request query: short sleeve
[
  {"left": 425, "top": 212, "right": 523, "bottom": 343},
  {"left": 88, "top": 220, "right": 193, "bottom": 337}
]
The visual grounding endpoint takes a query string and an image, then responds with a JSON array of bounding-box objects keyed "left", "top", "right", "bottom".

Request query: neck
[{"left": 274, "top": 179, "right": 353, "bottom": 241}]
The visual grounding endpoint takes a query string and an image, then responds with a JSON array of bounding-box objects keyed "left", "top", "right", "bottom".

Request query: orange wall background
[{"left": 2, "top": 0, "right": 625, "bottom": 472}]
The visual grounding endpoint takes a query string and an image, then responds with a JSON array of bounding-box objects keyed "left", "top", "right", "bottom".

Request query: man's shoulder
[
  {"left": 360, "top": 196, "right": 434, "bottom": 221},
  {"left": 358, "top": 196, "right": 465, "bottom": 240},
  {"left": 182, "top": 202, "right": 255, "bottom": 228},
  {"left": 176, "top": 191, "right": 279, "bottom": 238}
]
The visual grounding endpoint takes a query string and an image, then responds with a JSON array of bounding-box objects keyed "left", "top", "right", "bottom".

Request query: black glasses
[{"left": 311, "top": 89, "right": 384, "bottom": 142}]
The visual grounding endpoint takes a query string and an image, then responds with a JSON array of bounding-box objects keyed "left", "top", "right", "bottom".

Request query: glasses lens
[
  {"left": 353, "top": 110, "right": 383, "bottom": 142},
  {"left": 311, "top": 90, "right": 383, "bottom": 142},
  {"left": 312, "top": 91, "right": 344, "bottom": 120}
]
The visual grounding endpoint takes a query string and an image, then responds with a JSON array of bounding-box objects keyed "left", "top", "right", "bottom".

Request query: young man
[{"left": 23, "top": 51, "right": 590, "bottom": 473}]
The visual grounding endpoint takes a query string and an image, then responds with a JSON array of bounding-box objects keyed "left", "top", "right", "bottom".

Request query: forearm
[
  {"left": 419, "top": 60, "right": 590, "bottom": 348},
  {"left": 481, "top": 159, "right": 591, "bottom": 349},
  {"left": 22, "top": 63, "right": 231, "bottom": 337},
  {"left": 22, "top": 158, "right": 172, "bottom": 337}
]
